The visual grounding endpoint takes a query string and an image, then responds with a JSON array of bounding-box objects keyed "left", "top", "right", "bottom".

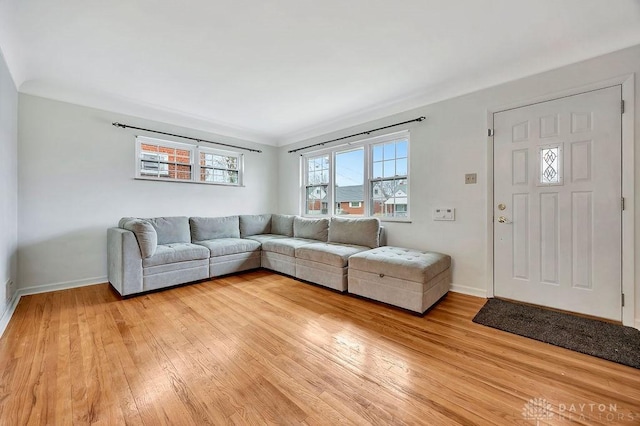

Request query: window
[
  {"left": 301, "top": 131, "right": 409, "bottom": 220},
  {"left": 538, "top": 143, "right": 563, "bottom": 186},
  {"left": 138, "top": 141, "right": 192, "bottom": 180},
  {"left": 305, "top": 154, "right": 329, "bottom": 215},
  {"left": 140, "top": 152, "right": 170, "bottom": 177},
  {"left": 199, "top": 150, "right": 241, "bottom": 184},
  {"left": 136, "top": 137, "right": 243, "bottom": 186},
  {"left": 335, "top": 148, "right": 364, "bottom": 217},
  {"left": 370, "top": 138, "right": 409, "bottom": 218}
]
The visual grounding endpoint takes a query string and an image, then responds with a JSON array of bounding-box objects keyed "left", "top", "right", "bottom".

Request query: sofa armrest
[{"left": 107, "top": 227, "right": 143, "bottom": 296}]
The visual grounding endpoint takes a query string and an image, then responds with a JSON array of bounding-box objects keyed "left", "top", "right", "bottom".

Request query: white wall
[
  {"left": 18, "top": 95, "right": 278, "bottom": 292},
  {"left": 278, "top": 44, "right": 640, "bottom": 323},
  {"left": 0, "top": 49, "right": 18, "bottom": 319}
]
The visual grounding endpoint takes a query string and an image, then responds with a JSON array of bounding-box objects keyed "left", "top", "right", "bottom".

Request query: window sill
[
  {"left": 380, "top": 218, "right": 412, "bottom": 224},
  {"left": 300, "top": 214, "right": 412, "bottom": 224},
  {"left": 134, "top": 177, "right": 244, "bottom": 187}
]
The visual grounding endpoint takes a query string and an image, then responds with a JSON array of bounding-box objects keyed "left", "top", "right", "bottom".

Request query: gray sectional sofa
[{"left": 108, "top": 214, "right": 382, "bottom": 296}]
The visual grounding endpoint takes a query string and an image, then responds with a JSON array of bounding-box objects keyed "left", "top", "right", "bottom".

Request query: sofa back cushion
[
  {"left": 239, "top": 214, "right": 272, "bottom": 237},
  {"left": 271, "top": 214, "right": 296, "bottom": 237},
  {"left": 293, "top": 217, "right": 329, "bottom": 241},
  {"left": 190, "top": 216, "right": 240, "bottom": 241},
  {"left": 120, "top": 218, "right": 157, "bottom": 258},
  {"left": 328, "top": 216, "right": 381, "bottom": 249},
  {"left": 147, "top": 216, "right": 191, "bottom": 245},
  {"left": 272, "top": 214, "right": 295, "bottom": 236}
]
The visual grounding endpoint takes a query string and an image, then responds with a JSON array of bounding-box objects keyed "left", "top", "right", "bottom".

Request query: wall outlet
[
  {"left": 465, "top": 173, "right": 477, "bottom": 184},
  {"left": 433, "top": 208, "right": 455, "bottom": 221},
  {"left": 6, "top": 280, "right": 14, "bottom": 302}
]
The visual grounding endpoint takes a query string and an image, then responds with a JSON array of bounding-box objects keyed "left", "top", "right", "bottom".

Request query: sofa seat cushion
[
  {"left": 295, "top": 242, "right": 371, "bottom": 268},
  {"left": 195, "top": 238, "right": 261, "bottom": 257},
  {"left": 261, "top": 238, "right": 318, "bottom": 257},
  {"left": 348, "top": 246, "right": 451, "bottom": 283},
  {"left": 244, "top": 234, "right": 289, "bottom": 244},
  {"left": 142, "top": 243, "right": 210, "bottom": 267}
]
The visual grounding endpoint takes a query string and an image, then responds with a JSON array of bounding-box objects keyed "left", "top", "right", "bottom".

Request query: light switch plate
[{"left": 433, "top": 208, "right": 455, "bottom": 221}]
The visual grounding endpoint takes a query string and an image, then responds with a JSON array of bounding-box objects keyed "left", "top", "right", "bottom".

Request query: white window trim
[
  {"left": 135, "top": 136, "right": 244, "bottom": 186},
  {"left": 368, "top": 134, "right": 410, "bottom": 221},
  {"left": 302, "top": 153, "right": 332, "bottom": 216},
  {"left": 198, "top": 145, "right": 244, "bottom": 186},
  {"left": 300, "top": 130, "right": 410, "bottom": 221}
]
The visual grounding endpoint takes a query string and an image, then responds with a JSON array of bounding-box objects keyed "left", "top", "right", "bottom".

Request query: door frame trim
[{"left": 485, "top": 74, "right": 635, "bottom": 327}]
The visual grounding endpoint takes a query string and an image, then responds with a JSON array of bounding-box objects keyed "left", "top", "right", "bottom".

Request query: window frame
[
  {"left": 368, "top": 134, "right": 410, "bottom": 220},
  {"left": 135, "top": 136, "right": 244, "bottom": 186},
  {"left": 198, "top": 146, "right": 243, "bottom": 185},
  {"left": 139, "top": 151, "right": 170, "bottom": 177},
  {"left": 333, "top": 146, "right": 365, "bottom": 218},
  {"left": 300, "top": 130, "right": 410, "bottom": 222},
  {"left": 303, "top": 153, "right": 332, "bottom": 216}
]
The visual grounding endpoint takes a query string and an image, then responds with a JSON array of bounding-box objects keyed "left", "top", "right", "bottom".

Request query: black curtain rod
[
  {"left": 288, "top": 116, "right": 426, "bottom": 154},
  {"left": 112, "top": 122, "right": 262, "bottom": 153}
]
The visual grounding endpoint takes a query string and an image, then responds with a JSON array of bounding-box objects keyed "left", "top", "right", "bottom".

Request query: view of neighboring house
[
  {"left": 372, "top": 182, "right": 408, "bottom": 217},
  {"left": 139, "top": 142, "right": 191, "bottom": 180},
  {"left": 335, "top": 185, "right": 364, "bottom": 215},
  {"left": 306, "top": 186, "right": 328, "bottom": 214},
  {"left": 309, "top": 182, "right": 408, "bottom": 217}
]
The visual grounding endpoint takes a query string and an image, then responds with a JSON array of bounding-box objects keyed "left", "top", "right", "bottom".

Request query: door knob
[{"left": 498, "top": 216, "right": 509, "bottom": 223}]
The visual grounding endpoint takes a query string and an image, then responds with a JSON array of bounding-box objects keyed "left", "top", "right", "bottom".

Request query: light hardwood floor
[{"left": 1, "top": 270, "right": 639, "bottom": 425}]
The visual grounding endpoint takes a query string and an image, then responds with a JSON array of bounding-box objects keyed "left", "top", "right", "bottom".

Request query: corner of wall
[
  {"left": 0, "top": 291, "right": 21, "bottom": 338},
  {"left": 449, "top": 283, "right": 487, "bottom": 299},
  {"left": 0, "top": 38, "right": 19, "bottom": 339}
]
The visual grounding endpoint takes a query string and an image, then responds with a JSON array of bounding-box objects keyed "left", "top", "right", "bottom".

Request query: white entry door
[{"left": 493, "top": 86, "right": 622, "bottom": 321}]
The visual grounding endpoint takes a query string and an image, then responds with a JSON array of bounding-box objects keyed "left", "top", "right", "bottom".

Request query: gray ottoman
[{"left": 348, "top": 246, "right": 451, "bottom": 313}]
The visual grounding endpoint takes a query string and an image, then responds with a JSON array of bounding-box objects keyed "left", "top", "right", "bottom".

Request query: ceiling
[{"left": 1, "top": 1, "right": 640, "bottom": 146}]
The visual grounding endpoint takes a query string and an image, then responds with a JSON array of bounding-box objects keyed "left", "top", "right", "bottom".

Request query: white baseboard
[
  {"left": 0, "top": 291, "right": 21, "bottom": 338},
  {"left": 0, "top": 276, "right": 108, "bottom": 338},
  {"left": 17, "top": 275, "right": 107, "bottom": 297},
  {"left": 449, "top": 283, "right": 487, "bottom": 298}
]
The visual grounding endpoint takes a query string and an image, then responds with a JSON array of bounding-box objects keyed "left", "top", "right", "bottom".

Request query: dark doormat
[{"left": 472, "top": 298, "right": 640, "bottom": 369}]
